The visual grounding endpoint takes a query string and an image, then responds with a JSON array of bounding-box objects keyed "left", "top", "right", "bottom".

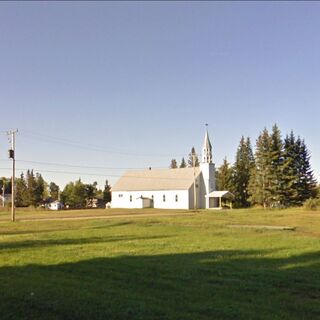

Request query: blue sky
[{"left": 0, "top": 2, "right": 319, "bottom": 188}]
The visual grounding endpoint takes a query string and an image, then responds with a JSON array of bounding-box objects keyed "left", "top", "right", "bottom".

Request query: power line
[
  {"left": 15, "top": 159, "right": 165, "bottom": 170},
  {"left": 19, "top": 129, "right": 186, "bottom": 158},
  {"left": 0, "top": 167, "right": 196, "bottom": 181},
  {"left": 0, "top": 158, "right": 165, "bottom": 170}
]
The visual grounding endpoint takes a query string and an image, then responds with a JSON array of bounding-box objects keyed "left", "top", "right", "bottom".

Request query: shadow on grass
[
  {"left": 0, "top": 249, "right": 319, "bottom": 320},
  {"left": 0, "top": 221, "right": 136, "bottom": 236},
  {"left": 0, "top": 235, "right": 169, "bottom": 251}
]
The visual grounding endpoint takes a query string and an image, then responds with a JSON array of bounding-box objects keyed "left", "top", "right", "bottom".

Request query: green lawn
[{"left": 0, "top": 208, "right": 319, "bottom": 319}]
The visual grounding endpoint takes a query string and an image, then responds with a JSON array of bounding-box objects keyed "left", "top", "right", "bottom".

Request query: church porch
[{"left": 206, "top": 191, "right": 235, "bottom": 210}]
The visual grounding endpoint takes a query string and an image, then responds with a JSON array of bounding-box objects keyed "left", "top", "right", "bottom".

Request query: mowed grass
[{"left": 0, "top": 208, "right": 319, "bottom": 320}]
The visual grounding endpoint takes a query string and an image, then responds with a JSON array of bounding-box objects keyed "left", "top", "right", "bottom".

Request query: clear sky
[{"left": 0, "top": 2, "right": 319, "bottom": 188}]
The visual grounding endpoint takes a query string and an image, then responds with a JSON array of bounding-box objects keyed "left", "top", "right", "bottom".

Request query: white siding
[
  {"left": 199, "top": 162, "right": 216, "bottom": 209},
  {"left": 112, "top": 190, "right": 190, "bottom": 209}
]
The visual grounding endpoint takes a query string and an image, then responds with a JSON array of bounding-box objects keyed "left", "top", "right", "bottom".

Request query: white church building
[{"left": 112, "top": 130, "right": 233, "bottom": 210}]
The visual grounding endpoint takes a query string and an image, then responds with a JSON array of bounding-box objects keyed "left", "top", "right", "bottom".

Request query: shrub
[{"left": 304, "top": 198, "right": 320, "bottom": 211}]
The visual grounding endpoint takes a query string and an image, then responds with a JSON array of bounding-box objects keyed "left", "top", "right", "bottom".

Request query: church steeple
[{"left": 201, "top": 124, "right": 212, "bottom": 163}]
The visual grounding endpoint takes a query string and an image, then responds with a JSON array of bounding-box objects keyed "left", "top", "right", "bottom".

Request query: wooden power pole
[
  {"left": 193, "top": 154, "right": 197, "bottom": 209},
  {"left": 7, "top": 130, "right": 18, "bottom": 222}
]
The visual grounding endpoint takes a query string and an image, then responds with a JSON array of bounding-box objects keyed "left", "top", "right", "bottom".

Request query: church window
[
  {"left": 130, "top": 195, "right": 132, "bottom": 202},
  {"left": 175, "top": 195, "right": 178, "bottom": 202},
  {"left": 118, "top": 194, "right": 123, "bottom": 198},
  {"left": 163, "top": 195, "right": 166, "bottom": 202}
]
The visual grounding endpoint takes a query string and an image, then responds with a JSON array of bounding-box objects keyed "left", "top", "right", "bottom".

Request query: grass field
[{"left": 0, "top": 208, "right": 319, "bottom": 320}]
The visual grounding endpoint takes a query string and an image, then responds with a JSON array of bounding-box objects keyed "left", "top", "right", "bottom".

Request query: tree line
[
  {"left": 216, "top": 124, "right": 318, "bottom": 208},
  {"left": 170, "top": 146, "right": 200, "bottom": 169},
  {"left": 168, "top": 124, "right": 318, "bottom": 208},
  {"left": 1, "top": 170, "right": 111, "bottom": 209},
  {"left": 2, "top": 124, "right": 317, "bottom": 210}
]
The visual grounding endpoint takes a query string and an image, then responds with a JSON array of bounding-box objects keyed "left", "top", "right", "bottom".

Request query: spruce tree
[
  {"left": 281, "top": 133, "right": 315, "bottom": 206},
  {"left": 296, "top": 137, "right": 317, "bottom": 203},
  {"left": 268, "top": 124, "right": 284, "bottom": 206},
  {"left": 282, "top": 132, "right": 298, "bottom": 206},
  {"left": 26, "top": 169, "right": 37, "bottom": 206},
  {"left": 233, "top": 136, "right": 255, "bottom": 207},
  {"left": 248, "top": 128, "right": 272, "bottom": 208},
  {"left": 34, "top": 173, "right": 46, "bottom": 205},
  {"left": 187, "top": 147, "right": 199, "bottom": 167},
  {"left": 217, "top": 158, "right": 234, "bottom": 191},
  {"left": 247, "top": 126, "right": 317, "bottom": 208},
  {"left": 180, "top": 157, "right": 187, "bottom": 168},
  {"left": 15, "top": 173, "right": 29, "bottom": 207},
  {"left": 103, "top": 180, "right": 112, "bottom": 203}
]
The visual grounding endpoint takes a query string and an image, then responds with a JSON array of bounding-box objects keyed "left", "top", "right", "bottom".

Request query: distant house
[
  {"left": 48, "top": 201, "right": 63, "bottom": 211},
  {"left": 112, "top": 129, "right": 234, "bottom": 210},
  {"left": 86, "top": 198, "right": 106, "bottom": 209}
]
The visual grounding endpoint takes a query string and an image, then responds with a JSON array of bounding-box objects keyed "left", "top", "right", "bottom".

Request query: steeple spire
[{"left": 202, "top": 124, "right": 212, "bottom": 163}]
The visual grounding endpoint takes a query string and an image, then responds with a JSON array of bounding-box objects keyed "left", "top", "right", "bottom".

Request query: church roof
[{"left": 112, "top": 167, "right": 201, "bottom": 192}]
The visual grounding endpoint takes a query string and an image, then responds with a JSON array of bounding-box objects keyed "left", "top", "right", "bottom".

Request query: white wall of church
[
  {"left": 195, "top": 176, "right": 206, "bottom": 209},
  {"left": 199, "top": 162, "right": 216, "bottom": 208},
  {"left": 112, "top": 190, "right": 190, "bottom": 209}
]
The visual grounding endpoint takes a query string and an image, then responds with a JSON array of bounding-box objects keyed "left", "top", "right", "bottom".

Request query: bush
[{"left": 304, "top": 198, "right": 320, "bottom": 211}]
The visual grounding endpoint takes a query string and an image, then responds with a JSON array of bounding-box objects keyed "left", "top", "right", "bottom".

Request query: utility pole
[
  {"left": 7, "top": 129, "right": 18, "bottom": 222},
  {"left": 2, "top": 177, "right": 5, "bottom": 208},
  {"left": 193, "top": 154, "right": 197, "bottom": 209}
]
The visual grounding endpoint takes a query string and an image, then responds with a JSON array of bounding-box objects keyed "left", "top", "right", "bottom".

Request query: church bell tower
[{"left": 200, "top": 125, "right": 216, "bottom": 208}]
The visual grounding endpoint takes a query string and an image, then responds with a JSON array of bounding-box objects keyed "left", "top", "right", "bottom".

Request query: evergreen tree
[
  {"left": 187, "top": 147, "right": 199, "bottom": 167},
  {"left": 26, "top": 169, "right": 37, "bottom": 206},
  {"left": 103, "top": 180, "right": 112, "bottom": 203},
  {"left": 296, "top": 137, "right": 317, "bottom": 203},
  {"left": 34, "top": 173, "right": 46, "bottom": 205},
  {"left": 170, "top": 159, "right": 178, "bottom": 169},
  {"left": 268, "top": 124, "right": 284, "bottom": 205},
  {"left": 248, "top": 128, "right": 272, "bottom": 208},
  {"left": 179, "top": 157, "right": 187, "bottom": 168},
  {"left": 233, "top": 136, "right": 255, "bottom": 207},
  {"left": 217, "top": 158, "right": 234, "bottom": 191},
  {"left": 281, "top": 132, "right": 317, "bottom": 206},
  {"left": 244, "top": 125, "right": 318, "bottom": 208},
  {"left": 282, "top": 132, "right": 298, "bottom": 206},
  {"left": 15, "top": 173, "right": 28, "bottom": 207}
]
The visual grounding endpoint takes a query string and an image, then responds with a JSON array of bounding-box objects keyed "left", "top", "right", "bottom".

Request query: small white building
[
  {"left": 48, "top": 201, "right": 63, "bottom": 211},
  {"left": 112, "top": 129, "right": 224, "bottom": 210}
]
